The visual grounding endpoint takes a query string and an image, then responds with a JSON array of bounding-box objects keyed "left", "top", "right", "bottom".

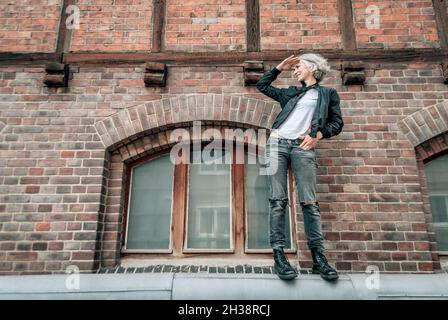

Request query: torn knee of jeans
[
  {"left": 301, "top": 200, "right": 318, "bottom": 206},
  {"left": 269, "top": 197, "right": 289, "bottom": 208}
]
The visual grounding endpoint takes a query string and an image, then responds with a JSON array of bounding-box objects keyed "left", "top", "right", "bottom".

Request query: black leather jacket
[{"left": 256, "top": 67, "right": 344, "bottom": 139}]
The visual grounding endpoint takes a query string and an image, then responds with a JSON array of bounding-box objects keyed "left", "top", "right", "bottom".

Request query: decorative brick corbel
[
  {"left": 441, "top": 63, "right": 448, "bottom": 84},
  {"left": 43, "top": 62, "right": 69, "bottom": 87},
  {"left": 243, "top": 61, "right": 264, "bottom": 86},
  {"left": 144, "top": 62, "right": 167, "bottom": 87},
  {"left": 341, "top": 61, "right": 366, "bottom": 85}
]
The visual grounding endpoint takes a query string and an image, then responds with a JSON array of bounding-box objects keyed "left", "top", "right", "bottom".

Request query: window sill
[{"left": 119, "top": 254, "right": 298, "bottom": 269}]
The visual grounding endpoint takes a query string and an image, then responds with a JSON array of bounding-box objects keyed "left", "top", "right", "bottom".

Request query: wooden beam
[
  {"left": 43, "top": 62, "right": 70, "bottom": 87},
  {"left": 143, "top": 61, "right": 167, "bottom": 86},
  {"left": 56, "top": 0, "right": 76, "bottom": 58},
  {"left": 171, "top": 163, "right": 188, "bottom": 256},
  {"left": 63, "top": 48, "right": 448, "bottom": 66},
  {"left": 243, "top": 60, "right": 264, "bottom": 86},
  {"left": 152, "top": 0, "right": 166, "bottom": 52},
  {"left": 338, "top": 0, "right": 356, "bottom": 50},
  {"left": 2, "top": 49, "right": 447, "bottom": 66},
  {"left": 0, "top": 53, "right": 59, "bottom": 65},
  {"left": 341, "top": 61, "right": 366, "bottom": 85},
  {"left": 432, "top": 0, "right": 448, "bottom": 49},
  {"left": 232, "top": 146, "right": 246, "bottom": 255},
  {"left": 246, "top": 0, "right": 261, "bottom": 52}
]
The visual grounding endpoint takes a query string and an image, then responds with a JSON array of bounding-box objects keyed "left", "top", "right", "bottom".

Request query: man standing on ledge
[{"left": 256, "top": 54, "right": 344, "bottom": 281}]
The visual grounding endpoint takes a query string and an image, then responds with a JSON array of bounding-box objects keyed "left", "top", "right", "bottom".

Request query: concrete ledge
[
  {"left": 172, "top": 273, "right": 357, "bottom": 300},
  {"left": 0, "top": 274, "right": 173, "bottom": 300},
  {"left": 349, "top": 274, "right": 448, "bottom": 300},
  {"left": 0, "top": 273, "right": 448, "bottom": 300}
]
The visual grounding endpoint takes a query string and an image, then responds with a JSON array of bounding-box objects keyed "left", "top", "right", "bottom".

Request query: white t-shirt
[{"left": 275, "top": 88, "right": 318, "bottom": 139}]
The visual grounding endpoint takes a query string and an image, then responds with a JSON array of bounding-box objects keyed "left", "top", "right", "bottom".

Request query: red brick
[
  {"left": 25, "top": 186, "right": 40, "bottom": 194},
  {"left": 382, "top": 242, "right": 398, "bottom": 251},
  {"left": 398, "top": 242, "right": 414, "bottom": 251},
  {"left": 29, "top": 168, "right": 44, "bottom": 175},
  {"left": 61, "top": 151, "right": 75, "bottom": 158},
  {"left": 8, "top": 252, "right": 37, "bottom": 261},
  {"left": 392, "top": 252, "right": 407, "bottom": 261},
  {"left": 48, "top": 242, "right": 64, "bottom": 251},
  {"left": 36, "top": 223, "right": 50, "bottom": 232},
  {"left": 341, "top": 232, "right": 372, "bottom": 241},
  {"left": 418, "top": 262, "right": 434, "bottom": 272},
  {"left": 0, "top": 1, "right": 62, "bottom": 52},
  {"left": 38, "top": 205, "right": 52, "bottom": 213}
]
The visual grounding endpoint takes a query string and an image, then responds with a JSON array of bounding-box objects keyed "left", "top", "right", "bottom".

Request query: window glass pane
[
  {"left": 424, "top": 153, "right": 448, "bottom": 251},
  {"left": 434, "top": 224, "right": 448, "bottom": 252},
  {"left": 187, "top": 149, "right": 232, "bottom": 250},
  {"left": 245, "top": 152, "right": 292, "bottom": 250},
  {"left": 429, "top": 196, "right": 448, "bottom": 223},
  {"left": 126, "top": 155, "right": 173, "bottom": 250}
]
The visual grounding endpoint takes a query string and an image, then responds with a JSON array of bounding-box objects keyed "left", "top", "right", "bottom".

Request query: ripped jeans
[{"left": 265, "top": 136, "right": 324, "bottom": 251}]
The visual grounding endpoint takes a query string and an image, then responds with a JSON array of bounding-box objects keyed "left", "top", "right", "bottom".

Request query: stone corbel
[
  {"left": 43, "top": 62, "right": 70, "bottom": 87},
  {"left": 244, "top": 61, "right": 264, "bottom": 86},
  {"left": 144, "top": 62, "right": 167, "bottom": 87},
  {"left": 441, "top": 63, "right": 448, "bottom": 84},
  {"left": 341, "top": 61, "right": 366, "bottom": 85}
]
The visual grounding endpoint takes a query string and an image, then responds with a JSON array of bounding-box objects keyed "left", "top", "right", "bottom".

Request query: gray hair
[{"left": 298, "top": 53, "right": 331, "bottom": 83}]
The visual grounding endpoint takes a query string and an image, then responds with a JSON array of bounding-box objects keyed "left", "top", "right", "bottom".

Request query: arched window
[
  {"left": 122, "top": 143, "right": 297, "bottom": 257},
  {"left": 424, "top": 153, "right": 448, "bottom": 253}
]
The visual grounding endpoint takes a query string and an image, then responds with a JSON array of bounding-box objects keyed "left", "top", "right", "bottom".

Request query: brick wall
[
  {"left": 1, "top": 61, "right": 448, "bottom": 273},
  {"left": 71, "top": 0, "right": 153, "bottom": 52},
  {"left": 0, "top": 0, "right": 62, "bottom": 52},
  {"left": 1, "top": 1, "right": 448, "bottom": 274},
  {"left": 260, "top": 0, "right": 342, "bottom": 50},
  {"left": 0, "top": 1, "right": 443, "bottom": 53},
  {"left": 165, "top": 0, "right": 246, "bottom": 52},
  {"left": 352, "top": 0, "right": 440, "bottom": 49}
]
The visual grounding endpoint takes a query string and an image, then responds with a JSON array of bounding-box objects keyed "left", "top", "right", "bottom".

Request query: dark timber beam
[
  {"left": 2, "top": 49, "right": 447, "bottom": 66},
  {"left": 246, "top": 0, "right": 261, "bottom": 52},
  {"left": 56, "top": 0, "right": 76, "bottom": 59},
  {"left": 432, "top": 0, "right": 448, "bottom": 49},
  {"left": 0, "top": 53, "right": 59, "bottom": 65},
  {"left": 152, "top": 0, "right": 166, "bottom": 52},
  {"left": 62, "top": 49, "right": 448, "bottom": 66},
  {"left": 338, "top": 0, "right": 357, "bottom": 50}
]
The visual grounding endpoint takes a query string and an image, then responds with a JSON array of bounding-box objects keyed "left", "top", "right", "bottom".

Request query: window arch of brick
[
  {"left": 397, "top": 100, "right": 448, "bottom": 148},
  {"left": 93, "top": 94, "right": 292, "bottom": 269},
  {"left": 94, "top": 94, "right": 280, "bottom": 151},
  {"left": 397, "top": 100, "right": 448, "bottom": 271}
]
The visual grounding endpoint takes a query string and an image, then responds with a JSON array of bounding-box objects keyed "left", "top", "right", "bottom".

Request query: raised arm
[{"left": 256, "top": 55, "right": 300, "bottom": 105}]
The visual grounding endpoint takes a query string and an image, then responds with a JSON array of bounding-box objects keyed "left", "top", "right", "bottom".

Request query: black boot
[
  {"left": 311, "top": 247, "right": 339, "bottom": 281},
  {"left": 273, "top": 248, "right": 297, "bottom": 280}
]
